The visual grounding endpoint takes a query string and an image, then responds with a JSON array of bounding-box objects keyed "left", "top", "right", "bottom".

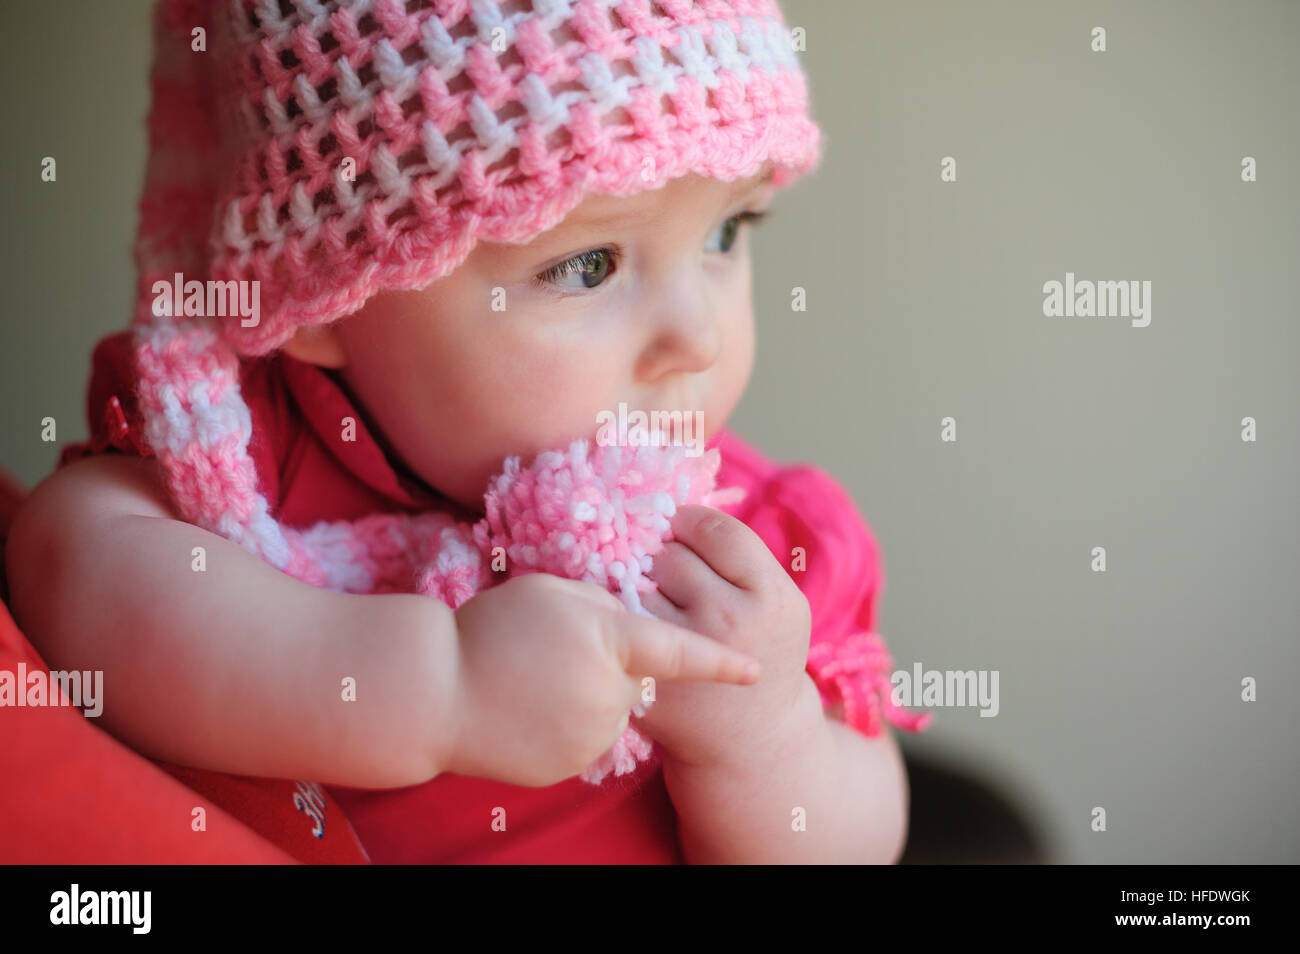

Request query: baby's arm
[
  {"left": 5, "top": 453, "right": 457, "bottom": 789},
  {"left": 6, "top": 455, "right": 761, "bottom": 793}
]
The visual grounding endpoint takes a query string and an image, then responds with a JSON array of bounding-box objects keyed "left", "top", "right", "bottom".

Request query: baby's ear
[{"left": 279, "top": 322, "right": 347, "bottom": 369}]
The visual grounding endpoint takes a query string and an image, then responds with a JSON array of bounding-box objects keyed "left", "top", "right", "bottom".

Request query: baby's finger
[
  {"left": 668, "top": 505, "right": 770, "bottom": 591},
  {"left": 648, "top": 540, "right": 721, "bottom": 610},
  {"left": 617, "top": 614, "right": 760, "bottom": 685},
  {"left": 554, "top": 576, "right": 627, "bottom": 611},
  {"left": 639, "top": 587, "right": 687, "bottom": 629}
]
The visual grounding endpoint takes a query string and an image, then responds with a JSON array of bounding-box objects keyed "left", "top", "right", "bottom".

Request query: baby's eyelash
[
  {"left": 534, "top": 246, "right": 622, "bottom": 288},
  {"left": 530, "top": 210, "right": 771, "bottom": 289}
]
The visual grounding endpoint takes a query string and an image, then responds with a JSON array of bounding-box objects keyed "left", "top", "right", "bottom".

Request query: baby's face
[{"left": 288, "top": 170, "right": 774, "bottom": 511}]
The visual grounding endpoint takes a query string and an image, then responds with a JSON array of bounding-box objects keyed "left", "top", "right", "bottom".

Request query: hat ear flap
[
  {"left": 129, "top": 2, "right": 290, "bottom": 568},
  {"left": 133, "top": 0, "right": 226, "bottom": 291},
  {"left": 133, "top": 311, "right": 295, "bottom": 569}
]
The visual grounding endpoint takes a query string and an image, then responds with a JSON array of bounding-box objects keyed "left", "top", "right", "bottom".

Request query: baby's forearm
[
  {"left": 7, "top": 461, "right": 459, "bottom": 789},
  {"left": 662, "top": 674, "right": 909, "bottom": 863}
]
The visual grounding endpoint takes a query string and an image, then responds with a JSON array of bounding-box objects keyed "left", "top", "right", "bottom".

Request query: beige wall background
[{"left": 2, "top": 1, "right": 1297, "bottom": 863}]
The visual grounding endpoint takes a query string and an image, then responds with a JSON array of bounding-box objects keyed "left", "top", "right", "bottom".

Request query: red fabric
[
  {"left": 0, "top": 602, "right": 368, "bottom": 863},
  {"left": 0, "top": 599, "right": 295, "bottom": 863},
  {"left": 155, "top": 766, "right": 369, "bottom": 864},
  {"left": 41, "top": 329, "right": 896, "bottom": 864}
]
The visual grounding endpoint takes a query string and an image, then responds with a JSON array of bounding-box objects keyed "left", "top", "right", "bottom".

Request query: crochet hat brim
[{"left": 233, "top": 108, "right": 821, "bottom": 356}]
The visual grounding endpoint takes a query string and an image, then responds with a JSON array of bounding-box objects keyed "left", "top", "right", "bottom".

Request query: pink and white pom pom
[
  {"left": 414, "top": 427, "right": 744, "bottom": 785},
  {"left": 473, "top": 428, "right": 743, "bottom": 616}
]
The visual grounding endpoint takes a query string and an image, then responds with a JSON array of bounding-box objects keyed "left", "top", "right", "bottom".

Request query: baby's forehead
[
  {"left": 556, "top": 167, "right": 775, "bottom": 230},
  {"left": 461, "top": 166, "right": 776, "bottom": 269}
]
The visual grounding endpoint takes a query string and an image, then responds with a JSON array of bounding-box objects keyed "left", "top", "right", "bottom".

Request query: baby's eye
[
  {"left": 704, "top": 210, "right": 768, "bottom": 254},
  {"left": 535, "top": 248, "right": 618, "bottom": 291}
]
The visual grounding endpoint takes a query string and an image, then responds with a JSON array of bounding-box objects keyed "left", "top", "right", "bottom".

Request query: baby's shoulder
[{"left": 714, "top": 428, "right": 880, "bottom": 549}]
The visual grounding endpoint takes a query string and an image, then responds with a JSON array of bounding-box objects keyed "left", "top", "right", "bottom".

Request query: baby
[{"left": 6, "top": 0, "right": 926, "bottom": 863}]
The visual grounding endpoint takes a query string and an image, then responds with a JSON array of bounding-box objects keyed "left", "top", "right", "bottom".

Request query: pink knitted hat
[{"left": 132, "top": 0, "right": 822, "bottom": 584}]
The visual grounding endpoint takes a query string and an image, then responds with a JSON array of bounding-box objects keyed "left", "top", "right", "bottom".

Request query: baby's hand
[
  {"left": 638, "top": 505, "right": 814, "bottom": 769},
  {"left": 448, "top": 573, "right": 761, "bottom": 788}
]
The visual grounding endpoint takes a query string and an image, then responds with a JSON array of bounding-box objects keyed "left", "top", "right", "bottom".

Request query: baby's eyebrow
[
  {"left": 556, "top": 206, "right": 647, "bottom": 232},
  {"left": 539, "top": 168, "right": 778, "bottom": 240}
]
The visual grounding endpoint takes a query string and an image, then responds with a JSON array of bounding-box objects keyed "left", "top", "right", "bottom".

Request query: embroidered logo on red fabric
[{"left": 292, "top": 780, "right": 328, "bottom": 839}]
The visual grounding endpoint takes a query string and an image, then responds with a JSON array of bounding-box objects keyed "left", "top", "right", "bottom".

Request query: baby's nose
[{"left": 636, "top": 292, "right": 722, "bottom": 381}]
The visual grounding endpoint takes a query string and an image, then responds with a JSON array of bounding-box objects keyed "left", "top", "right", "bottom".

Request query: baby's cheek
[{"left": 706, "top": 339, "right": 753, "bottom": 435}]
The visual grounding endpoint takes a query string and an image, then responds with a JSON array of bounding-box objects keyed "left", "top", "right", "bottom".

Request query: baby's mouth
[{"left": 589, "top": 402, "right": 710, "bottom": 458}]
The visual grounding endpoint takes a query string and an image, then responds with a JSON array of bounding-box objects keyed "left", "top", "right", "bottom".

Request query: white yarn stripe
[
  {"left": 295, "top": 520, "right": 376, "bottom": 592},
  {"left": 431, "top": 525, "right": 482, "bottom": 579},
  {"left": 137, "top": 311, "right": 294, "bottom": 570}
]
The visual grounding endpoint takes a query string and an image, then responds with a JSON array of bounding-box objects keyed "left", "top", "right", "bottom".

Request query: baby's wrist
[
  {"left": 415, "top": 594, "right": 467, "bottom": 783},
  {"left": 440, "top": 604, "right": 479, "bottom": 779},
  {"left": 340, "top": 592, "right": 463, "bottom": 787},
  {"left": 662, "top": 671, "right": 824, "bottom": 778}
]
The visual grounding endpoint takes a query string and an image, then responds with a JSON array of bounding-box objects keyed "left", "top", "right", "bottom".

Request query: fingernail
[{"left": 744, "top": 661, "right": 761, "bottom": 680}]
